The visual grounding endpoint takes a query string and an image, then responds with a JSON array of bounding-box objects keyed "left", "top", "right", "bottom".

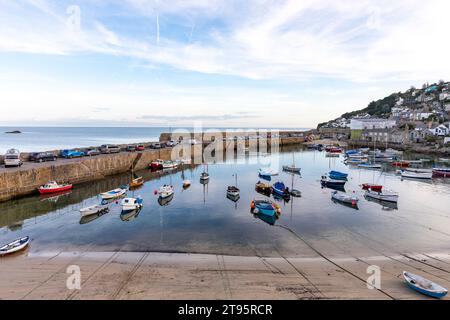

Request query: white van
[{"left": 4, "top": 149, "right": 23, "bottom": 167}]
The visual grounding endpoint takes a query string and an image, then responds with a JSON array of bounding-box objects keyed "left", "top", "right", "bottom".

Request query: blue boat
[
  {"left": 403, "top": 272, "right": 448, "bottom": 299},
  {"left": 272, "top": 181, "right": 290, "bottom": 198},
  {"left": 345, "top": 149, "right": 359, "bottom": 156},
  {"left": 329, "top": 171, "right": 348, "bottom": 181},
  {"left": 251, "top": 199, "right": 278, "bottom": 217}
]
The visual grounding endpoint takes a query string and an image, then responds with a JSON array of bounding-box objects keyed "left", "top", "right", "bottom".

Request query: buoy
[{"left": 154, "top": 190, "right": 158, "bottom": 195}]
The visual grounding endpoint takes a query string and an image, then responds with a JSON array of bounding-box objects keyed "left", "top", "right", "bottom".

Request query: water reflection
[
  {"left": 158, "top": 194, "right": 174, "bottom": 206},
  {"left": 80, "top": 210, "right": 110, "bottom": 225},
  {"left": 120, "top": 208, "right": 141, "bottom": 222},
  {"left": 364, "top": 195, "right": 398, "bottom": 211}
]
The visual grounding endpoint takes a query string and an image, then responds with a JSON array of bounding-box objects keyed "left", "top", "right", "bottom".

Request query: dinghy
[
  {"left": 100, "top": 188, "right": 127, "bottom": 200},
  {"left": 182, "top": 180, "right": 191, "bottom": 189},
  {"left": 227, "top": 186, "right": 240, "bottom": 198},
  {"left": 157, "top": 185, "right": 174, "bottom": 199},
  {"left": 38, "top": 181, "right": 73, "bottom": 195},
  {"left": 282, "top": 165, "right": 301, "bottom": 174},
  {"left": 345, "top": 158, "right": 368, "bottom": 165},
  {"left": 200, "top": 172, "right": 210, "bottom": 181},
  {"left": 272, "top": 181, "right": 290, "bottom": 199},
  {"left": 361, "top": 184, "right": 383, "bottom": 192},
  {"left": 258, "top": 168, "right": 279, "bottom": 177},
  {"left": 403, "top": 271, "right": 448, "bottom": 299},
  {"left": 0, "top": 236, "right": 30, "bottom": 256},
  {"left": 255, "top": 181, "right": 272, "bottom": 195},
  {"left": 129, "top": 176, "right": 144, "bottom": 189},
  {"left": 433, "top": 168, "right": 450, "bottom": 178},
  {"left": 321, "top": 175, "right": 346, "bottom": 188},
  {"left": 80, "top": 200, "right": 109, "bottom": 217},
  {"left": 250, "top": 199, "right": 281, "bottom": 217},
  {"left": 331, "top": 191, "right": 359, "bottom": 207},
  {"left": 365, "top": 189, "right": 399, "bottom": 203},
  {"left": 120, "top": 197, "right": 143, "bottom": 212},
  {"left": 358, "top": 163, "right": 382, "bottom": 169},
  {"left": 329, "top": 171, "right": 348, "bottom": 181},
  {"left": 401, "top": 170, "right": 432, "bottom": 180}
]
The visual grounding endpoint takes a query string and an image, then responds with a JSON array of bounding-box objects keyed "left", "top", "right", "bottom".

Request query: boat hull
[
  {"left": 38, "top": 184, "right": 73, "bottom": 194},
  {"left": 0, "top": 236, "right": 30, "bottom": 256}
]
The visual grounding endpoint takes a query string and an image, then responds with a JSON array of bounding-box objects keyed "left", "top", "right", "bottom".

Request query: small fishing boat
[
  {"left": 403, "top": 271, "right": 448, "bottom": 299},
  {"left": 157, "top": 185, "right": 174, "bottom": 199},
  {"left": 345, "top": 149, "right": 360, "bottom": 156},
  {"left": 329, "top": 171, "right": 348, "bottom": 181},
  {"left": 258, "top": 168, "right": 279, "bottom": 177},
  {"left": 361, "top": 184, "right": 383, "bottom": 192},
  {"left": 38, "top": 181, "right": 73, "bottom": 195},
  {"left": 182, "top": 180, "right": 191, "bottom": 189},
  {"left": 255, "top": 181, "right": 272, "bottom": 195},
  {"left": 272, "top": 181, "right": 290, "bottom": 199},
  {"left": 345, "top": 158, "right": 368, "bottom": 165},
  {"left": 129, "top": 176, "right": 144, "bottom": 189},
  {"left": 358, "top": 163, "right": 382, "bottom": 169},
  {"left": 149, "top": 159, "right": 164, "bottom": 170},
  {"left": 0, "top": 236, "right": 30, "bottom": 256},
  {"left": 120, "top": 197, "right": 143, "bottom": 212},
  {"left": 227, "top": 174, "right": 240, "bottom": 198},
  {"left": 162, "top": 160, "right": 178, "bottom": 169},
  {"left": 290, "top": 189, "right": 302, "bottom": 197},
  {"left": 331, "top": 191, "right": 359, "bottom": 207},
  {"left": 282, "top": 165, "right": 301, "bottom": 173},
  {"left": 80, "top": 200, "right": 109, "bottom": 217},
  {"left": 365, "top": 189, "right": 399, "bottom": 203},
  {"left": 100, "top": 188, "right": 127, "bottom": 200},
  {"left": 433, "top": 168, "right": 450, "bottom": 178},
  {"left": 401, "top": 170, "right": 433, "bottom": 180},
  {"left": 392, "top": 161, "right": 410, "bottom": 168},
  {"left": 321, "top": 175, "right": 347, "bottom": 187},
  {"left": 250, "top": 199, "right": 281, "bottom": 217}
]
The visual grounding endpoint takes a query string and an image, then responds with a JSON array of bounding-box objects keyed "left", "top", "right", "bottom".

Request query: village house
[
  {"left": 409, "top": 123, "right": 432, "bottom": 143},
  {"left": 429, "top": 124, "right": 450, "bottom": 136},
  {"left": 361, "top": 128, "right": 408, "bottom": 145}
]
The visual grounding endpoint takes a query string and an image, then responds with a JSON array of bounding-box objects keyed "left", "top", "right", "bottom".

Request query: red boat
[
  {"left": 432, "top": 168, "right": 450, "bottom": 178},
  {"left": 361, "top": 184, "right": 383, "bottom": 192},
  {"left": 392, "top": 161, "right": 409, "bottom": 168},
  {"left": 325, "top": 146, "right": 342, "bottom": 153},
  {"left": 149, "top": 159, "right": 164, "bottom": 170},
  {"left": 38, "top": 181, "right": 73, "bottom": 194}
]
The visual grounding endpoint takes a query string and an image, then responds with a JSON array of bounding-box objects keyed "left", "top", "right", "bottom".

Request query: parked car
[
  {"left": 135, "top": 144, "right": 145, "bottom": 151},
  {"left": 149, "top": 142, "right": 162, "bottom": 149},
  {"left": 126, "top": 145, "right": 136, "bottom": 152},
  {"left": 100, "top": 144, "right": 121, "bottom": 154},
  {"left": 30, "top": 152, "right": 57, "bottom": 163},
  {"left": 85, "top": 148, "right": 100, "bottom": 156},
  {"left": 3, "top": 149, "right": 23, "bottom": 167},
  {"left": 165, "top": 140, "right": 178, "bottom": 147},
  {"left": 60, "top": 149, "right": 86, "bottom": 159}
]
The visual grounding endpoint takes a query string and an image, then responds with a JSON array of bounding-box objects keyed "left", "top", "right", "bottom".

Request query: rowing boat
[
  {"left": 403, "top": 271, "right": 448, "bottom": 299},
  {"left": 0, "top": 236, "right": 30, "bottom": 256}
]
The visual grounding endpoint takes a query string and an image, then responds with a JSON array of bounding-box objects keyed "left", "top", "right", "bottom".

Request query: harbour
[{"left": 1, "top": 145, "right": 450, "bottom": 299}]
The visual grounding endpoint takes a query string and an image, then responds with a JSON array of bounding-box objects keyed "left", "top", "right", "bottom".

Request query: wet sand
[{"left": 1, "top": 248, "right": 449, "bottom": 300}]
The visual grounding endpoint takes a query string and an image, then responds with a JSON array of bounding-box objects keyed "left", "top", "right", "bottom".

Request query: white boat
[
  {"left": 282, "top": 165, "right": 301, "bottom": 173},
  {"left": 200, "top": 172, "right": 210, "bottom": 181},
  {"left": 162, "top": 160, "right": 178, "bottom": 169},
  {"left": 403, "top": 271, "right": 448, "bottom": 299},
  {"left": 120, "top": 197, "right": 143, "bottom": 211},
  {"left": 258, "top": 168, "right": 279, "bottom": 176},
  {"left": 358, "top": 163, "right": 382, "bottom": 169},
  {"left": 100, "top": 188, "right": 127, "bottom": 200},
  {"left": 158, "top": 185, "right": 174, "bottom": 198},
  {"left": 226, "top": 174, "right": 240, "bottom": 197},
  {"left": 331, "top": 191, "right": 359, "bottom": 206},
  {"left": 438, "top": 158, "right": 450, "bottom": 163},
  {"left": 401, "top": 170, "right": 432, "bottom": 180},
  {"left": 80, "top": 200, "right": 109, "bottom": 217},
  {"left": 346, "top": 158, "right": 368, "bottom": 165},
  {"left": 0, "top": 236, "right": 30, "bottom": 256},
  {"left": 359, "top": 148, "right": 370, "bottom": 153},
  {"left": 365, "top": 189, "right": 399, "bottom": 203},
  {"left": 347, "top": 153, "right": 367, "bottom": 159},
  {"left": 180, "top": 158, "right": 192, "bottom": 165}
]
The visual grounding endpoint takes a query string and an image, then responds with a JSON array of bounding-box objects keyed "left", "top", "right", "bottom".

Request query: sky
[{"left": 1, "top": 0, "right": 450, "bottom": 128}]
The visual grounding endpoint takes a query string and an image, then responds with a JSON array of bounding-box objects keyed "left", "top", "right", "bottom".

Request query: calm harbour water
[{"left": 1, "top": 146, "right": 450, "bottom": 258}]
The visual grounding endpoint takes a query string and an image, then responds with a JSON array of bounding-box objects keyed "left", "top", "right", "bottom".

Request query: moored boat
[
  {"left": 365, "top": 189, "right": 399, "bottom": 203},
  {"left": 129, "top": 176, "right": 144, "bottom": 189},
  {"left": 432, "top": 168, "right": 450, "bottom": 178},
  {"left": 272, "top": 181, "right": 290, "bottom": 199},
  {"left": 120, "top": 197, "right": 143, "bottom": 212},
  {"left": 255, "top": 181, "right": 272, "bottom": 195},
  {"left": 331, "top": 191, "right": 359, "bottom": 207},
  {"left": 149, "top": 159, "right": 164, "bottom": 170},
  {"left": 157, "top": 185, "right": 174, "bottom": 199},
  {"left": 227, "top": 186, "right": 240, "bottom": 198},
  {"left": 162, "top": 160, "right": 178, "bottom": 169},
  {"left": 403, "top": 271, "right": 448, "bottom": 299},
  {"left": 392, "top": 161, "right": 410, "bottom": 168},
  {"left": 250, "top": 199, "right": 281, "bottom": 217},
  {"left": 38, "top": 181, "right": 73, "bottom": 195},
  {"left": 401, "top": 170, "right": 432, "bottom": 180},
  {"left": 345, "top": 158, "right": 368, "bottom": 165},
  {"left": 290, "top": 189, "right": 302, "bottom": 197},
  {"left": 361, "top": 183, "right": 383, "bottom": 192},
  {"left": 329, "top": 171, "right": 348, "bottom": 181},
  {"left": 321, "top": 175, "right": 346, "bottom": 187},
  {"left": 182, "top": 180, "right": 191, "bottom": 189},
  {"left": 358, "top": 163, "right": 382, "bottom": 169},
  {"left": 258, "top": 168, "right": 279, "bottom": 177},
  {"left": 0, "top": 236, "right": 30, "bottom": 256},
  {"left": 282, "top": 165, "right": 301, "bottom": 173},
  {"left": 100, "top": 188, "right": 127, "bottom": 200},
  {"left": 80, "top": 200, "right": 109, "bottom": 217}
]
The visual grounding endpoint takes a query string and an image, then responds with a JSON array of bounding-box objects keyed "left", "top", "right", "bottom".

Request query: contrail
[{"left": 156, "top": 13, "right": 160, "bottom": 44}]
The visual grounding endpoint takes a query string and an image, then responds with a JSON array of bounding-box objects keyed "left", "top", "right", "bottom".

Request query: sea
[{"left": 0, "top": 127, "right": 309, "bottom": 153}]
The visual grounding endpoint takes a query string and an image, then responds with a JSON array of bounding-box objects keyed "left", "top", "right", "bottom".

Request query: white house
[
  {"left": 350, "top": 118, "right": 397, "bottom": 130},
  {"left": 429, "top": 124, "right": 449, "bottom": 136}
]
